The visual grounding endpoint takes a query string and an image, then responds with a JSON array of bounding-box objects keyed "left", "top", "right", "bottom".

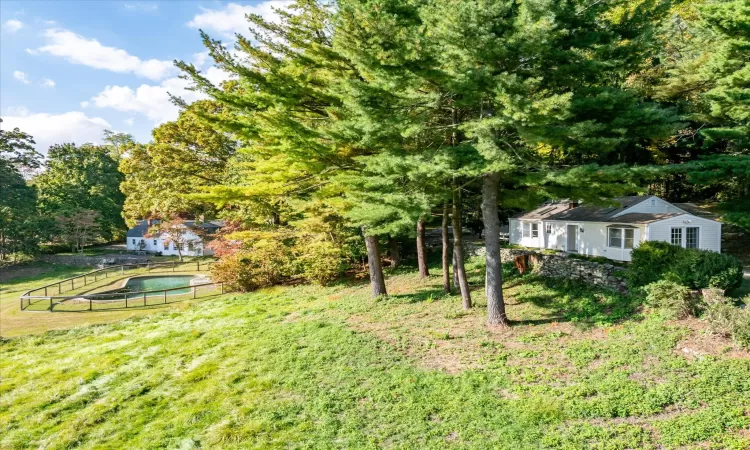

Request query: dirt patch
[
  {"left": 0, "top": 265, "right": 51, "bottom": 283},
  {"left": 671, "top": 317, "right": 750, "bottom": 360}
]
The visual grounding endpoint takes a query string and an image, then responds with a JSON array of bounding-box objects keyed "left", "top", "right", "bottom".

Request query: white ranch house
[
  {"left": 509, "top": 196, "right": 721, "bottom": 262},
  {"left": 126, "top": 220, "right": 224, "bottom": 257}
]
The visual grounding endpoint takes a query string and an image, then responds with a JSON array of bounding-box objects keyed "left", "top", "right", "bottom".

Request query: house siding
[
  {"left": 126, "top": 230, "right": 212, "bottom": 256},
  {"left": 545, "top": 221, "right": 645, "bottom": 261},
  {"left": 646, "top": 215, "right": 721, "bottom": 252},
  {"left": 509, "top": 219, "right": 544, "bottom": 248},
  {"left": 613, "top": 196, "right": 685, "bottom": 217}
]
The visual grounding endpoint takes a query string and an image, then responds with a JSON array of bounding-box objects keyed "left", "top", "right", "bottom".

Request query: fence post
[
  {"left": 125, "top": 294, "right": 128, "bottom": 308},
  {"left": 144, "top": 292, "right": 147, "bottom": 306},
  {"left": 173, "top": 262, "right": 176, "bottom": 272},
  {"left": 89, "top": 297, "right": 92, "bottom": 311},
  {"left": 164, "top": 290, "right": 167, "bottom": 304},
  {"left": 84, "top": 275, "right": 87, "bottom": 285},
  {"left": 44, "top": 287, "right": 48, "bottom": 296},
  {"left": 221, "top": 282, "right": 224, "bottom": 294},
  {"left": 49, "top": 297, "right": 53, "bottom": 311},
  {"left": 197, "top": 261, "right": 200, "bottom": 271},
  {"left": 58, "top": 282, "right": 61, "bottom": 294},
  {"left": 71, "top": 279, "right": 74, "bottom": 290},
  {"left": 193, "top": 286, "right": 196, "bottom": 299}
]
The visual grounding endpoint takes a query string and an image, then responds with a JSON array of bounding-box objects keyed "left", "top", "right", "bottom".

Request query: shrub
[
  {"left": 627, "top": 241, "right": 683, "bottom": 287},
  {"left": 211, "top": 238, "right": 293, "bottom": 292},
  {"left": 628, "top": 242, "right": 743, "bottom": 291},
  {"left": 704, "top": 298, "right": 750, "bottom": 349},
  {"left": 294, "top": 238, "right": 346, "bottom": 285},
  {"left": 643, "top": 280, "right": 701, "bottom": 319},
  {"left": 669, "top": 249, "right": 743, "bottom": 291}
]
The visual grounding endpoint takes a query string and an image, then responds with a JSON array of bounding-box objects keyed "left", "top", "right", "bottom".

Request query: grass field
[
  {"left": 1, "top": 260, "right": 750, "bottom": 449},
  {"left": 0, "top": 263, "right": 212, "bottom": 337}
]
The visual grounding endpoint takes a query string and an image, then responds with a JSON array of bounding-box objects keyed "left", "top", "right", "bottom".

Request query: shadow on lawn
[{"left": 510, "top": 276, "right": 643, "bottom": 327}]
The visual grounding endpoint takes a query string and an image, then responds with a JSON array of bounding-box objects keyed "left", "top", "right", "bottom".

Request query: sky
[{"left": 0, "top": 0, "right": 289, "bottom": 153}]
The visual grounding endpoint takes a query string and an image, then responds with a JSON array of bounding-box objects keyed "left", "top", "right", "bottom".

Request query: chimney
[{"left": 568, "top": 201, "right": 579, "bottom": 209}]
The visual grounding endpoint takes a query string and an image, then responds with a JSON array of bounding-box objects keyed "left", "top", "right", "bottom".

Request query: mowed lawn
[{"left": 2, "top": 262, "right": 750, "bottom": 449}]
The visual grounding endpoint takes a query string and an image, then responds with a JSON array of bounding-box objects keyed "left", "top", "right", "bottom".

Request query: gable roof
[
  {"left": 514, "top": 196, "right": 715, "bottom": 225},
  {"left": 126, "top": 220, "right": 225, "bottom": 238}
]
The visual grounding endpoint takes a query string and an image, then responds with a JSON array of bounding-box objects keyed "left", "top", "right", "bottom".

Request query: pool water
[
  {"left": 125, "top": 275, "right": 195, "bottom": 293},
  {"left": 88, "top": 275, "right": 197, "bottom": 300}
]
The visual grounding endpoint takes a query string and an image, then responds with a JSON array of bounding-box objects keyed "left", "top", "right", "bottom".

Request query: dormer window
[{"left": 650, "top": 198, "right": 656, "bottom": 207}]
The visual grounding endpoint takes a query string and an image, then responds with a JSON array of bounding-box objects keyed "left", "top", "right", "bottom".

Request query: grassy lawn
[
  {"left": 1, "top": 260, "right": 749, "bottom": 448},
  {"left": 0, "top": 263, "right": 211, "bottom": 337}
]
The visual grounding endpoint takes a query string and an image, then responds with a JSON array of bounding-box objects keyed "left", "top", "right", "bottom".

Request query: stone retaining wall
[
  {"left": 39, "top": 254, "right": 153, "bottom": 268},
  {"left": 467, "top": 244, "right": 629, "bottom": 293}
]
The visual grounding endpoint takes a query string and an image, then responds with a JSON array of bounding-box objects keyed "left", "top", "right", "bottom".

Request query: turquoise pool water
[
  {"left": 88, "top": 275, "right": 197, "bottom": 300},
  {"left": 125, "top": 275, "right": 195, "bottom": 293}
]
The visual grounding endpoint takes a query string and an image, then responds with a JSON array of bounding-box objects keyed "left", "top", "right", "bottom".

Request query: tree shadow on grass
[
  {"left": 508, "top": 276, "right": 643, "bottom": 327},
  {"left": 387, "top": 287, "right": 451, "bottom": 304}
]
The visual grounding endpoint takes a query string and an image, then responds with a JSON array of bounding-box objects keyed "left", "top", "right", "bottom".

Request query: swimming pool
[{"left": 87, "top": 275, "right": 198, "bottom": 300}]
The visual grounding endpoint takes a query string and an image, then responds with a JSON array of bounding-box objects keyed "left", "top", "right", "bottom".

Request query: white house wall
[
  {"left": 613, "top": 196, "right": 685, "bottom": 217},
  {"left": 543, "top": 221, "right": 645, "bottom": 261},
  {"left": 126, "top": 230, "right": 212, "bottom": 256},
  {"left": 646, "top": 215, "right": 721, "bottom": 252}
]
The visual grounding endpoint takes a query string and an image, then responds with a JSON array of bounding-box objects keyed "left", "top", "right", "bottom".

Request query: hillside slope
[{"left": 2, "top": 267, "right": 749, "bottom": 449}]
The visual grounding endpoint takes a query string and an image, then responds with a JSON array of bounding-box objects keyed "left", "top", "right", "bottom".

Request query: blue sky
[{"left": 1, "top": 0, "right": 286, "bottom": 153}]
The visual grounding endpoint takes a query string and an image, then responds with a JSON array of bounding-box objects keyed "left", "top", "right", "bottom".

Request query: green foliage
[
  {"left": 626, "top": 241, "right": 683, "bottom": 287},
  {"left": 119, "top": 101, "right": 236, "bottom": 224},
  {"left": 211, "top": 239, "right": 293, "bottom": 292},
  {"left": 628, "top": 241, "right": 743, "bottom": 291},
  {"left": 670, "top": 248, "right": 744, "bottom": 291},
  {"left": 643, "top": 280, "right": 700, "bottom": 319},
  {"left": 34, "top": 143, "right": 125, "bottom": 241},
  {"left": 294, "top": 237, "right": 346, "bottom": 285}
]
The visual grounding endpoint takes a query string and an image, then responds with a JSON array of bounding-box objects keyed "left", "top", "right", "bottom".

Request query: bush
[
  {"left": 704, "top": 298, "right": 750, "bottom": 349},
  {"left": 627, "top": 241, "right": 683, "bottom": 287},
  {"left": 628, "top": 242, "right": 743, "bottom": 291},
  {"left": 211, "top": 238, "right": 293, "bottom": 292},
  {"left": 294, "top": 238, "right": 346, "bottom": 285},
  {"left": 643, "top": 280, "right": 701, "bottom": 319}
]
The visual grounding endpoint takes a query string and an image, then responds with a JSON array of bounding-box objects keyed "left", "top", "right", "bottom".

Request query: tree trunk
[
  {"left": 482, "top": 172, "right": 509, "bottom": 326},
  {"left": 452, "top": 249, "right": 459, "bottom": 288},
  {"left": 416, "top": 218, "right": 429, "bottom": 278},
  {"left": 441, "top": 203, "right": 451, "bottom": 294},
  {"left": 177, "top": 245, "right": 183, "bottom": 262},
  {"left": 452, "top": 185, "right": 472, "bottom": 309},
  {"left": 364, "top": 230, "right": 387, "bottom": 297},
  {"left": 389, "top": 236, "right": 401, "bottom": 268}
]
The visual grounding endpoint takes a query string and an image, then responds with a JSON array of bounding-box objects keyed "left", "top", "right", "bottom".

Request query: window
[
  {"left": 522, "top": 222, "right": 530, "bottom": 238},
  {"left": 650, "top": 198, "right": 656, "bottom": 207},
  {"left": 671, "top": 227, "right": 682, "bottom": 246},
  {"left": 531, "top": 223, "right": 539, "bottom": 238},
  {"left": 132, "top": 239, "right": 135, "bottom": 245},
  {"left": 608, "top": 227, "right": 635, "bottom": 249},
  {"left": 624, "top": 229, "right": 634, "bottom": 249},
  {"left": 153, "top": 239, "right": 157, "bottom": 246},
  {"left": 545, "top": 223, "right": 552, "bottom": 234},
  {"left": 686, "top": 227, "right": 699, "bottom": 249},
  {"left": 608, "top": 228, "right": 622, "bottom": 248}
]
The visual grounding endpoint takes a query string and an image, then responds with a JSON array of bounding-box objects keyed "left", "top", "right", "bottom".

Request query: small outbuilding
[{"left": 509, "top": 196, "right": 721, "bottom": 262}]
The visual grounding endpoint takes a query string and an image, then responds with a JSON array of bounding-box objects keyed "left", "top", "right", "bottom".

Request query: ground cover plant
[{"left": 2, "top": 264, "right": 749, "bottom": 449}]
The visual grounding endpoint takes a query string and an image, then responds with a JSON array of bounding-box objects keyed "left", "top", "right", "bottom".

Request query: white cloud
[
  {"left": 1, "top": 111, "right": 111, "bottom": 153},
  {"left": 193, "top": 51, "right": 209, "bottom": 69},
  {"left": 25, "top": 48, "right": 38, "bottom": 55},
  {"left": 5, "top": 106, "right": 30, "bottom": 117},
  {"left": 88, "top": 68, "right": 235, "bottom": 124},
  {"left": 3, "top": 19, "right": 23, "bottom": 33},
  {"left": 35, "top": 28, "right": 174, "bottom": 80},
  {"left": 13, "top": 71, "right": 31, "bottom": 84},
  {"left": 80, "top": 101, "right": 90, "bottom": 108},
  {"left": 41, "top": 78, "right": 56, "bottom": 88},
  {"left": 124, "top": 118, "right": 134, "bottom": 126},
  {"left": 187, "top": 1, "right": 291, "bottom": 37}
]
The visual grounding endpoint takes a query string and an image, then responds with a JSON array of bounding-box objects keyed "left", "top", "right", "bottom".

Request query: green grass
[{"left": 1, "top": 264, "right": 750, "bottom": 449}]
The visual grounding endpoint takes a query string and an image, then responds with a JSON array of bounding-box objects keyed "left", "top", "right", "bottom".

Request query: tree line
[{"left": 1, "top": 0, "right": 747, "bottom": 326}]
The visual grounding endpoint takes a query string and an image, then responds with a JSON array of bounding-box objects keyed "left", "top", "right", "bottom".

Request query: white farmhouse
[
  {"left": 125, "top": 220, "right": 224, "bottom": 257},
  {"left": 509, "top": 196, "right": 722, "bottom": 262}
]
